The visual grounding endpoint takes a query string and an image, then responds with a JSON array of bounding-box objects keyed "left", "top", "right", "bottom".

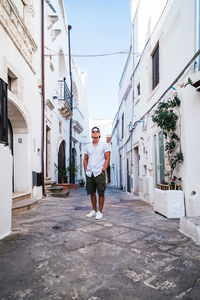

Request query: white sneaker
[
  {"left": 86, "top": 210, "right": 96, "bottom": 218},
  {"left": 95, "top": 211, "right": 103, "bottom": 220}
]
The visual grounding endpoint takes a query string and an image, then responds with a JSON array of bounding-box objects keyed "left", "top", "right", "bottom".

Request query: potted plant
[
  {"left": 54, "top": 164, "right": 70, "bottom": 191},
  {"left": 66, "top": 162, "right": 79, "bottom": 189},
  {"left": 152, "top": 94, "right": 185, "bottom": 218},
  {"left": 182, "top": 77, "right": 200, "bottom": 92}
]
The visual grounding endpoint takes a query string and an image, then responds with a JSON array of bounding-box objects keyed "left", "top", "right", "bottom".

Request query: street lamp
[{"left": 68, "top": 25, "right": 73, "bottom": 184}]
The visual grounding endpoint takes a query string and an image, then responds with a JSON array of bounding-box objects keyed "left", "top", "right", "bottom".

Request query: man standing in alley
[{"left": 83, "top": 126, "right": 111, "bottom": 220}]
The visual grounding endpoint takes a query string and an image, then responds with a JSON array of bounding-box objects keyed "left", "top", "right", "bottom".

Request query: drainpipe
[
  {"left": 41, "top": 0, "right": 45, "bottom": 196},
  {"left": 68, "top": 25, "right": 73, "bottom": 184},
  {"left": 194, "top": 0, "right": 200, "bottom": 71},
  {"left": 198, "top": 0, "right": 200, "bottom": 70},
  {"left": 130, "top": 26, "right": 135, "bottom": 176}
]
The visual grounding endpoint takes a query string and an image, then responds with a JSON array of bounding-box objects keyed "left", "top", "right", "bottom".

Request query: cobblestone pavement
[{"left": 0, "top": 186, "right": 200, "bottom": 300}]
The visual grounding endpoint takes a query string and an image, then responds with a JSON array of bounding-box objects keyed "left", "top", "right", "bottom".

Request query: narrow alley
[{"left": 0, "top": 186, "right": 200, "bottom": 300}]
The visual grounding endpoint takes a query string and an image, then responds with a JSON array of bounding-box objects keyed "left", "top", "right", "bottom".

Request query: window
[
  {"left": 121, "top": 113, "right": 124, "bottom": 139},
  {"left": 152, "top": 44, "right": 159, "bottom": 90},
  {"left": 137, "top": 83, "right": 140, "bottom": 96},
  {"left": 0, "top": 79, "right": 8, "bottom": 144},
  {"left": 59, "top": 121, "right": 62, "bottom": 133},
  {"left": 7, "top": 69, "right": 17, "bottom": 95},
  {"left": 8, "top": 76, "right": 12, "bottom": 91}
]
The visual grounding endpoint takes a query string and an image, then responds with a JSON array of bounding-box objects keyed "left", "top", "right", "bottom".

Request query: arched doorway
[
  {"left": 7, "top": 100, "right": 30, "bottom": 194},
  {"left": 8, "top": 119, "right": 13, "bottom": 154},
  {"left": 8, "top": 120, "right": 14, "bottom": 191},
  {"left": 72, "top": 147, "right": 77, "bottom": 184},
  {"left": 58, "top": 140, "right": 66, "bottom": 183}
]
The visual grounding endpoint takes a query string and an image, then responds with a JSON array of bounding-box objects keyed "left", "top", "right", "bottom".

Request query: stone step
[
  {"left": 44, "top": 180, "right": 56, "bottom": 186},
  {"left": 12, "top": 198, "right": 38, "bottom": 214},
  {"left": 48, "top": 186, "right": 63, "bottom": 193},
  {"left": 50, "top": 191, "right": 69, "bottom": 198},
  {"left": 12, "top": 193, "right": 32, "bottom": 203},
  {"left": 180, "top": 217, "right": 200, "bottom": 245}
]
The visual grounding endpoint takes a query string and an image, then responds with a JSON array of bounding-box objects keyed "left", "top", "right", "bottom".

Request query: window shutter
[{"left": 0, "top": 79, "right": 8, "bottom": 144}]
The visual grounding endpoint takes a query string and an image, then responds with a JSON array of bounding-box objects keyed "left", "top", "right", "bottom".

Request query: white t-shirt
[{"left": 84, "top": 141, "right": 111, "bottom": 177}]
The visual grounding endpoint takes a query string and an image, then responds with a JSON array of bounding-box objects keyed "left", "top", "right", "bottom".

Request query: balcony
[
  {"left": 72, "top": 120, "right": 83, "bottom": 134},
  {"left": 58, "top": 79, "right": 72, "bottom": 120}
]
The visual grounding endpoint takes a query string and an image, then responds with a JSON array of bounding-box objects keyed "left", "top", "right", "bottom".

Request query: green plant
[
  {"left": 184, "top": 77, "right": 193, "bottom": 87},
  {"left": 54, "top": 163, "right": 68, "bottom": 183},
  {"left": 67, "top": 161, "right": 79, "bottom": 184},
  {"left": 152, "top": 94, "right": 184, "bottom": 188}
]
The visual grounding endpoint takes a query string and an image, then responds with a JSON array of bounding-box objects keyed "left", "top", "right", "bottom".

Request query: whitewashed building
[
  {"left": 0, "top": 0, "right": 89, "bottom": 240},
  {"left": 111, "top": 0, "right": 200, "bottom": 220},
  {"left": 44, "top": 0, "right": 89, "bottom": 185},
  {"left": 71, "top": 63, "right": 89, "bottom": 182},
  {"left": 0, "top": 0, "right": 42, "bottom": 239}
]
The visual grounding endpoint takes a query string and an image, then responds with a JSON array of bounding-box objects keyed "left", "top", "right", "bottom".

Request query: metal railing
[{"left": 58, "top": 78, "right": 72, "bottom": 109}]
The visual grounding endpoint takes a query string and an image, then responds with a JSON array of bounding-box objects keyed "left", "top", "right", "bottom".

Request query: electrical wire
[{"left": 44, "top": 49, "right": 141, "bottom": 58}]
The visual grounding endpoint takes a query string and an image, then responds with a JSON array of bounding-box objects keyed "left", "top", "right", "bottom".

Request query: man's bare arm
[
  {"left": 83, "top": 154, "right": 88, "bottom": 174},
  {"left": 102, "top": 151, "right": 111, "bottom": 174}
]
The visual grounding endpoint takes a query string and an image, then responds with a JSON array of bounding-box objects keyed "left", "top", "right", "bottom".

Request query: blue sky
[{"left": 64, "top": 0, "right": 131, "bottom": 120}]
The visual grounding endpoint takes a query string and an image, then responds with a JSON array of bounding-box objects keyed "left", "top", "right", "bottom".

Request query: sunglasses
[{"left": 92, "top": 130, "right": 99, "bottom": 133}]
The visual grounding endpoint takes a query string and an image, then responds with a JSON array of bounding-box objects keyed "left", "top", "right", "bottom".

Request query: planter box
[
  {"left": 56, "top": 183, "right": 78, "bottom": 190},
  {"left": 56, "top": 183, "right": 70, "bottom": 191},
  {"left": 70, "top": 184, "right": 77, "bottom": 190},
  {"left": 154, "top": 188, "right": 185, "bottom": 218}
]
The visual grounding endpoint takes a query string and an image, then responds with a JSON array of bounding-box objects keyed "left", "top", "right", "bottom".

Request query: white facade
[
  {"left": 0, "top": 144, "right": 12, "bottom": 239},
  {"left": 72, "top": 63, "right": 89, "bottom": 181},
  {"left": 0, "top": 0, "right": 42, "bottom": 238},
  {"left": 111, "top": 0, "right": 200, "bottom": 216},
  {"left": 44, "top": 0, "right": 89, "bottom": 184},
  {"left": 0, "top": 0, "right": 89, "bottom": 239}
]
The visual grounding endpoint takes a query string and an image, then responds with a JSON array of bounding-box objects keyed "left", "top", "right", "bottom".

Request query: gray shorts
[{"left": 86, "top": 173, "right": 106, "bottom": 195}]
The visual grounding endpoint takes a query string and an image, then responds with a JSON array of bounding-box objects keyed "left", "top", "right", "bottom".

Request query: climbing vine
[{"left": 152, "top": 94, "right": 184, "bottom": 188}]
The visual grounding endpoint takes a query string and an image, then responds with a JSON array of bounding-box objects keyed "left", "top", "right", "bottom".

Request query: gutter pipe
[
  {"left": 194, "top": 0, "right": 200, "bottom": 71},
  {"left": 41, "top": 0, "right": 45, "bottom": 196},
  {"left": 68, "top": 25, "right": 73, "bottom": 184},
  {"left": 198, "top": 0, "right": 200, "bottom": 70}
]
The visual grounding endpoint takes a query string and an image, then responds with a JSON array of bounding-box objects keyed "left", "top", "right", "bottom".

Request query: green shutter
[
  {"left": 158, "top": 131, "right": 165, "bottom": 183},
  {"left": 154, "top": 135, "right": 157, "bottom": 187}
]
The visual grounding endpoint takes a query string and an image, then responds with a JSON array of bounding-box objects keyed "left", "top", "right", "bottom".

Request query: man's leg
[
  {"left": 95, "top": 174, "right": 106, "bottom": 214},
  {"left": 91, "top": 193, "right": 97, "bottom": 211},
  {"left": 98, "top": 194, "right": 104, "bottom": 213}
]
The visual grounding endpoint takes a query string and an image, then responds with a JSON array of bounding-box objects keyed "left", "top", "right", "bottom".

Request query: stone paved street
[{"left": 0, "top": 186, "right": 200, "bottom": 300}]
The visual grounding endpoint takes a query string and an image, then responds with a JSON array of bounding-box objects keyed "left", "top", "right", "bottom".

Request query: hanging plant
[
  {"left": 180, "top": 77, "right": 200, "bottom": 92},
  {"left": 152, "top": 94, "right": 183, "bottom": 189}
]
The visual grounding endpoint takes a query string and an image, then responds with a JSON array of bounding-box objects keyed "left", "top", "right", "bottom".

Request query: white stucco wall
[
  {"left": 0, "top": 145, "right": 12, "bottom": 239},
  {"left": 180, "top": 72, "right": 200, "bottom": 216},
  {"left": 112, "top": 0, "right": 200, "bottom": 213},
  {"left": 0, "top": 1, "right": 42, "bottom": 201}
]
